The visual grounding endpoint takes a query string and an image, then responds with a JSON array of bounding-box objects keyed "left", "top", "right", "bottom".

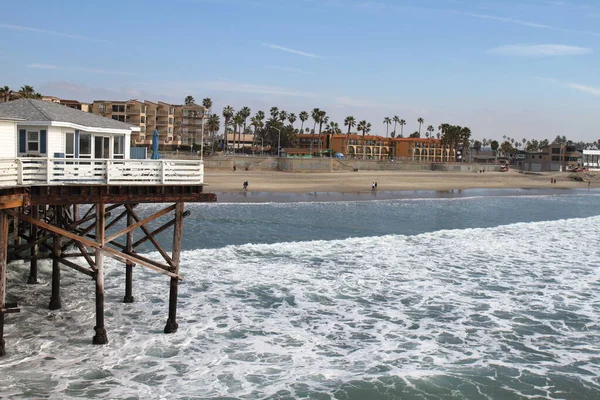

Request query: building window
[
  {"left": 65, "top": 132, "right": 75, "bottom": 158},
  {"left": 552, "top": 156, "right": 560, "bottom": 161},
  {"left": 112, "top": 105, "right": 125, "bottom": 113},
  {"left": 79, "top": 133, "right": 92, "bottom": 158},
  {"left": 27, "top": 131, "right": 40, "bottom": 152},
  {"left": 141, "top": 116, "right": 146, "bottom": 123},
  {"left": 551, "top": 148, "right": 560, "bottom": 154},
  {"left": 99, "top": 104, "right": 106, "bottom": 113},
  {"left": 168, "top": 127, "right": 173, "bottom": 134},
  {"left": 168, "top": 117, "right": 173, "bottom": 125},
  {"left": 113, "top": 135, "right": 125, "bottom": 159},
  {"left": 169, "top": 108, "right": 174, "bottom": 115},
  {"left": 112, "top": 115, "right": 125, "bottom": 122}
]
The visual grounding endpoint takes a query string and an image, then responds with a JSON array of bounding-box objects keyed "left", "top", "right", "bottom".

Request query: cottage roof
[{"left": 0, "top": 99, "right": 137, "bottom": 130}]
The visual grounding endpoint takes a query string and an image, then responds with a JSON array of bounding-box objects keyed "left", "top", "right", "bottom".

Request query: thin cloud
[
  {"left": 265, "top": 65, "right": 315, "bottom": 75},
  {"left": 0, "top": 23, "right": 109, "bottom": 42},
  {"left": 27, "top": 63, "right": 133, "bottom": 75},
  {"left": 261, "top": 43, "right": 321, "bottom": 59},
  {"left": 568, "top": 83, "right": 600, "bottom": 96},
  {"left": 487, "top": 44, "right": 592, "bottom": 56}
]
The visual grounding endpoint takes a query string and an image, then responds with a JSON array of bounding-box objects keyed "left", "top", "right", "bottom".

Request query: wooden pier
[{"left": 0, "top": 158, "right": 216, "bottom": 356}]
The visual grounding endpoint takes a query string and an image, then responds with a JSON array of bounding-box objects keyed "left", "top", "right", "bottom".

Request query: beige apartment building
[{"left": 90, "top": 100, "right": 205, "bottom": 147}]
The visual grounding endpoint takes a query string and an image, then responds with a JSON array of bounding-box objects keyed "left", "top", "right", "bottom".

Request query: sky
[{"left": 1, "top": 0, "right": 598, "bottom": 142}]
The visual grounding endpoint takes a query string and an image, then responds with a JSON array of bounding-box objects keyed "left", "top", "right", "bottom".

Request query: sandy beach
[{"left": 204, "top": 169, "right": 591, "bottom": 194}]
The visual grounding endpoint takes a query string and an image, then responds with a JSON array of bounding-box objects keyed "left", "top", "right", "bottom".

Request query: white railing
[{"left": 0, "top": 158, "right": 204, "bottom": 187}]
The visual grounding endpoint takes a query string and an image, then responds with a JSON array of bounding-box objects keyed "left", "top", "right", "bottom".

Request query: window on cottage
[
  {"left": 113, "top": 135, "right": 125, "bottom": 159},
  {"left": 79, "top": 133, "right": 92, "bottom": 158},
  {"left": 66, "top": 132, "right": 75, "bottom": 158},
  {"left": 27, "top": 131, "right": 39, "bottom": 152}
]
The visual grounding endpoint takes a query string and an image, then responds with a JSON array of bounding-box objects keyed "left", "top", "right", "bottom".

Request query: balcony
[{"left": 126, "top": 107, "right": 141, "bottom": 114}]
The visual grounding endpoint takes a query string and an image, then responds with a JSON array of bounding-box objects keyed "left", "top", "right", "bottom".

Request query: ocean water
[{"left": 1, "top": 190, "right": 600, "bottom": 399}]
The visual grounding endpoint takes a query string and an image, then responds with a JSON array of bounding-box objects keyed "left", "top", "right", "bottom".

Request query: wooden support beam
[
  {"left": 0, "top": 210, "right": 8, "bottom": 356},
  {"left": 49, "top": 206, "right": 62, "bottom": 310},
  {"left": 74, "top": 241, "right": 97, "bottom": 270},
  {"left": 4, "top": 209, "right": 182, "bottom": 280},
  {"left": 125, "top": 205, "right": 174, "bottom": 268},
  {"left": 105, "top": 205, "right": 175, "bottom": 245},
  {"left": 165, "top": 202, "right": 184, "bottom": 334},
  {"left": 132, "top": 210, "right": 190, "bottom": 249},
  {"left": 93, "top": 203, "right": 108, "bottom": 345},
  {"left": 124, "top": 210, "right": 135, "bottom": 303},
  {"left": 28, "top": 206, "right": 39, "bottom": 284},
  {"left": 57, "top": 258, "right": 95, "bottom": 278}
]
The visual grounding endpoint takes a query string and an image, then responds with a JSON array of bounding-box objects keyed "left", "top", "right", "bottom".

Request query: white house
[
  {"left": 0, "top": 99, "right": 139, "bottom": 159},
  {"left": 583, "top": 149, "right": 600, "bottom": 171}
]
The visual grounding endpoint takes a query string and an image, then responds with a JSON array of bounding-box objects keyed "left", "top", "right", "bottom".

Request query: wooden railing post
[
  {"left": 105, "top": 160, "right": 111, "bottom": 185},
  {"left": 46, "top": 158, "right": 52, "bottom": 184},
  {"left": 16, "top": 159, "right": 23, "bottom": 186}
]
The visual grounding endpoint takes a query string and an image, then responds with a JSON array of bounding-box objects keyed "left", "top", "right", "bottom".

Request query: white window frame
[
  {"left": 79, "top": 133, "right": 92, "bottom": 159},
  {"left": 27, "top": 131, "right": 40, "bottom": 153}
]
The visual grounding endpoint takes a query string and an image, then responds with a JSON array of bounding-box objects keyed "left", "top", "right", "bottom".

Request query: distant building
[
  {"left": 59, "top": 99, "right": 91, "bottom": 112},
  {"left": 522, "top": 144, "right": 582, "bottom": 172},
  {"left": 582, "top": 149, "right": 600, "bottom": 170},
  {"left": 90, "top": 100, "right": 206, "bottom": 148}
]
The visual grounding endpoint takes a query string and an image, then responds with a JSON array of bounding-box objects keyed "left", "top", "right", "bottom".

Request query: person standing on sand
[{"left": 371, "top": 182, "right": 375, "bottom": 191}]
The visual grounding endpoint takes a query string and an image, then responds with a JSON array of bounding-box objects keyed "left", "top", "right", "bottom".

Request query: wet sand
[{"left": 204, "top": 169, "right": 590, "bottom": 196}]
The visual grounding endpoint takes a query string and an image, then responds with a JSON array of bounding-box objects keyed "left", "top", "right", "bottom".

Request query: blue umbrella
[{"left": 151, "top": 129, "right": 160, "bottom": 159}]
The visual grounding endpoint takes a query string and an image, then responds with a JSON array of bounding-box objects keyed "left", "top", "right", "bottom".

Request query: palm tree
[
  {"left": 417, "top": 117, "right": 424, "bottom": 135},
  {"left": 270, "top": 107, "right": 279, "bottom": 120},
  {"left": 278, "top": 110, "right": 288, "bottom": 124},
  {"left": 344, "top": 116, "right": 356, "bottom": 134},
  {"left": 239, "top": 106, "right": 251, "bottom": 154},
  {"left": 250, "top": 116, "right": 264, "bottom": 154},
  {"left": 299, "top": 111, "right": 309, "bottom": 133},
  {"left": 207, "top": 113, "right": 220, "bottom": 152},
  {"left": 233, "top": 112, "right": 245, "bottom": 153},
  {"left": 288, "top": 113, "right": 297, "bottom": 129},
  {"left": 357, "top": 120, "right": 372, "bottom": 160},
  {"left": 399, "top": 119, "right": 406, "bottom": 138},
  {"left": 0, "top": 86, "right": 14, "bottom": 102},
  {"left": 202, "top": 98, "right": 212, "bottom": 111},
  {"left": 310, "top": 108, "right": 321, "bottom": 155},
  {"left": 251, "top": 111, "right": 266, "bottom": 153},
  {"left": 383, "top": 117, "right": 392, "bottom": 137},
  {"left": 222, "top": 106, "right": 234, "bottom": 153},
  {"left": 184, "top": 95, "right": 195, "bottom": 105},
  {"left": 317, "top": 110, "right": 327, "bottom": 155},
  {"left": 392, "top": 116, "right": 400, "bottom": 138},
  {"left": 18, "top": 85, "right": 41, "bottom": 99},
  {"left": 426, "top": 125, "right": 434, "bottom": 139}
]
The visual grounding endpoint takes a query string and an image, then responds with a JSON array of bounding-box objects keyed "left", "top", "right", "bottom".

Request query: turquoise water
[{"left": 1, "top": 190, "right": 600, "bottom": 399}]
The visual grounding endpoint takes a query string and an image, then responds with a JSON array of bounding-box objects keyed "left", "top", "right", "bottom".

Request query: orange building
[{"left": 391, "top": 138, "right": 455, "bottom": 162}]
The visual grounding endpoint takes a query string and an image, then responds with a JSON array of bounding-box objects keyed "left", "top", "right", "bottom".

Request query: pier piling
[
  {"left": 48, "top": 206, "right": 62, "bottom": 310},
  {"left": 0, "top": 210, "right": 8, "bottom": 356},
  {"left": 124, "top": 211, "right": 135, "bottom": 303},
  {"left": 164, "top": 202, "right": 184, "bottom": 334},
  {"left": 93, "top": 203, "right": 108, "bottom": 345},
  {"left": 28, "top": 206, "right": 39, "bottom": 284}
]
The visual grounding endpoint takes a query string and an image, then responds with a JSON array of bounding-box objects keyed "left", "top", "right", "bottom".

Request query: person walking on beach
[
  {"left": 371, "top": 182, "right": 375, "bottom": 191},
  {"left": 243, "top": 181, "right": 248, "bottom": 191}
]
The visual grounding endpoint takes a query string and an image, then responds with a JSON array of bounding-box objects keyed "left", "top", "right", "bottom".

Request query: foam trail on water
[{"left": 0, "top": 216, "right": 599, "bottom": 399}]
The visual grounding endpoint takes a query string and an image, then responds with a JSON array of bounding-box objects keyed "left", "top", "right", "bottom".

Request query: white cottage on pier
[{"left": 0, "top": 99, "right": 138, "bottom": 159}]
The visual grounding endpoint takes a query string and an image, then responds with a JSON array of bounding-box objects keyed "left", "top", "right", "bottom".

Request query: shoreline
[
  {"left": 203, "top": 169, "right": 593, "bottom": 202},
  {"left": 213, "top": 187, "right": 597, "bottom": 203}
]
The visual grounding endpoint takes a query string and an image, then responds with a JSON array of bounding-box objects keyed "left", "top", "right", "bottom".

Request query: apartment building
[
  {"left": 90, "top": 100, "right": 205, "bottom": 148},
  {"left": 522, "top": 143, "right": 582, "bottom": 172}
]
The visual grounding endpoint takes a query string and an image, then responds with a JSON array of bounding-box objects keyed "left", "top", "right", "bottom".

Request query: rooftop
[{"left": 0, "top": 99, "right": 136, "bottom": 130}]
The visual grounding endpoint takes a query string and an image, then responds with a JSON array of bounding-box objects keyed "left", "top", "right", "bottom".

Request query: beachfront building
[
  {"left": 582, "top": 149, "right": 600, "bottom": 170},
  {"left": 221, "top": 132, "right": 256, "bottom": 153},
  {"left": 59, "top": 99, "right": 91, "bottom": 112},
  {"left": 391, "top": 138, "right": 455, "bottom": 162},
  {"left": 522, "top": 143, "right": 582, "bottom": 172},
  {"left": 174, "top": 104, "right": 205, "bottom": 146},
  {"left": 0, "top": 98, "right": 138, "bottom": 159},
  {"left": 343, "top": 134, "right": 392, "bottom": 160}
]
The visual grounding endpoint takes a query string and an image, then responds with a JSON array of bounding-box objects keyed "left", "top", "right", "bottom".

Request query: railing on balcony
[{"left": 0, "top": 158, "right": 204, "bottom": 187}]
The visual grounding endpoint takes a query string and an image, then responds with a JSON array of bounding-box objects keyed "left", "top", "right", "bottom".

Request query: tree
[
  {"left": 473, "top": 140, "right": 482, "bottom": 153},
  {"left": 490, "top": 140, "right": 499, "bottom": 160},
  {"left": 344, "top": 116, "right": 356, "bottom": 134},
  {"left": 239, "top": 106, "right": 251, "bottom": 153},
  {"left": 409, "top": 131, "right": 420, "bottom": 138},
  {"left": 0, "top": 86, "right": 14, "bottom": 102},
  {"left": 417, "top": 117, "right": 424, "bottom": 135},
  {"left": 500, "top": 140, "right": 514, "bottom": 157},
  {"left": 399, "top": 119, "right": 406, "bottom": 138},
  {"left": 18, "top": 85, "right": 41, "bottom": 99},
  {"left": 233, "top": 112, "right": 245, "bottom": 153},
  {"left": 278, "top": 110, "right": 288, "bottom": 124},
  {"left": 426, "top": 125, "right": 434, "bottom": 139},
  {"left": 357, "top": 120, "right": 371, "bottom": 159},
  {"left": 288, "top": 113, "right": 297, "bottom": 129},
  {"left": 392, "top": 116, "right": 400, "bottom": 138},
  {"left": 207, "top": 113, "right": 220, "bottom": 153},
  {"left": 222, "top": 106, "right": 234, "bottom": 152},
  {"left": 383, "top": 117, "right": 392, "bottom": 137},
  {"left": 270, "top": 107, "right": 279, "bottom": 120},
  {"left": 184, "top": 95, "right": 195, "bottom": 105},
  {"left": 310, "top": 108, "right": 321, "bottom": 155},
  {"left": 250, "top": 115, "right": 264, "bottom": 154},
  {"left": 317, "top": 110, "right": 327, "bottom": 155},
  {"left": 299, "top": 111, "right": 309, "bottom": 133}
]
